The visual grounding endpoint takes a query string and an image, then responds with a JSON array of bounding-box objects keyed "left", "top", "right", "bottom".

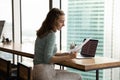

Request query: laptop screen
[
  {"left": 80, "top": 39, "right": 98, "bottom": 57},
  {"left": 0, "top": 20, "right": 5, "bottom": 38}
]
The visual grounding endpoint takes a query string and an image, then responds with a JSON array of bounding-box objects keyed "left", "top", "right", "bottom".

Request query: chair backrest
[
  {"left": 0, "top": 58, "right": 11, "bottom": 79},
  {"left": 17, "top": 62, "right": 32, "bottom": 80}
]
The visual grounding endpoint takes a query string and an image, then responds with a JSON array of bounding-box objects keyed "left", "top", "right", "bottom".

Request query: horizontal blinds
[
  {"left": 67, "top": 0, "right": 104, "bottom": 80},
  {"left": 67, "top": 0, "right": 104, "bottom": 56}
]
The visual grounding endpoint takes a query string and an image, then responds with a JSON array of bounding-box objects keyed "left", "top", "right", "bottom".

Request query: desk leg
[
  {"left": 96, "top": 70, "right": 99, "bottom": 80},
  {"left": 60, "top": 65, "right": 64, "bottom": 70},
  {"left": 12, "top": 54, "right": 15, "bottom": 64}
]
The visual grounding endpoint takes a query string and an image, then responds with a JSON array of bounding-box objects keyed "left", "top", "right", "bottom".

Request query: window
[
  {"left": 0, "top": 0, "right": 12, "bottom": 41},
  {"left": 0, "top": 0, "right": 13, "bottom": 61},
  {"left": 61, "top": 0, "right": 104, "bottom": 80},
  {"left": 21, "top": 0, "right": 49, "bottom": 43},
  {"left": 60, "top": 0, "right": 120, "bottom": 80}
]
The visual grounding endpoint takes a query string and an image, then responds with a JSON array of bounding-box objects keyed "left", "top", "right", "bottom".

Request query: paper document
[{"left": 68, "top": 38, "right": 91, "bottom": 53}]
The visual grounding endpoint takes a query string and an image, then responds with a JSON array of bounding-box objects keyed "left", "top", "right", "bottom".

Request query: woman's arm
[
  {"left": 50, "top": 52, "right": 77, "bottom": 63},
  {"left": 55, "top": 52, "right": 69, "bottom": 56}
]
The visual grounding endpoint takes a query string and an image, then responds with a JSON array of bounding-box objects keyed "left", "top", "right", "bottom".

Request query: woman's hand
[
  {"left": 51, "top": 51, "right": 77, "bottom": 63},
  {"left": 69, "top": 51, "right": 77, "bottom": 59}
]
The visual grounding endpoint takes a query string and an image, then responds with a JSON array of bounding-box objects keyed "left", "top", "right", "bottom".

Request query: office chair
[
  {"left": 17, "top": 62, "right": 32, "bottom": 80},
  {"left": 0, "top": 58, "right": 17, "bottom": 80}
]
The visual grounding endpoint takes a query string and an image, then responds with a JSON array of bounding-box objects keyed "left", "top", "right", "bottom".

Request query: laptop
[
  {"left": 76, "top": 39, "right": 98, "bottom": 59},
  {"left": 0, "top": 20, "right": 5, "bottom": 38}
]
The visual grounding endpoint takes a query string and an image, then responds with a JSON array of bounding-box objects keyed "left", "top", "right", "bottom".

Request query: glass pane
[
  {"left": 0, "top": 0, "right": 12, "bottom": 62},
  {"left": 0, "top": 0, "right": 12, "bottom": 42},
  {"left": 21, "top": 0, "right": 49, "bottom": 43},
  {"left": 62, "top": 0, "right": 104, "bottom": 80},
  {"left": 52, "top": 0, "right": 61, "bottom": 50}
]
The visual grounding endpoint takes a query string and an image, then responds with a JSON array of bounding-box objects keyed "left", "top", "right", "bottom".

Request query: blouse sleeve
[{"left": 43, "top": 32, "right": 55, "bottom": 63}]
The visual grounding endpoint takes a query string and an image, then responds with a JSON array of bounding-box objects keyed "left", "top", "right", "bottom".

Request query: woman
[{"left": 33, "top": 8, "right": 82, "bottom": 80}]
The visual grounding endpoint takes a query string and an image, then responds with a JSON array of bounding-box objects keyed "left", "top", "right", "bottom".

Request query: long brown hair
[{"left": 37, "top": 8, "right": 65, "bottom": 38}]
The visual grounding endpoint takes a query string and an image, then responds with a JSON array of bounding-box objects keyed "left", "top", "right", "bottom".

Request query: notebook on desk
[
  {"left": 76, "top": 39, "right": 98, "bottom": 59},
  {"left": 68, "top": 38, "right": 91, "bottom": 53}
]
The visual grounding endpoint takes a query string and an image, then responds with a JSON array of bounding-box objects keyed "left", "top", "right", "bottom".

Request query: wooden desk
[
  {"left": 58, "top": 57, "right": 120, "bottom": 71},
  {"left": 0, "top": 42, "right": 34, "bottom": 64},
  {"left": 0, "top": 43, "right": 120, "bottom": 80},
  {"left": 57, "top": 57, "right": 120, "bottom": 80},
  {"left": 0, "top": 43, "right": 34, "bottom": 58}
]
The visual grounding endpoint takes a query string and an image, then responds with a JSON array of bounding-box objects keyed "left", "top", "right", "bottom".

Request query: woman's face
[{"left": 54, "top": 15, "right": 65, "bottom": 31}]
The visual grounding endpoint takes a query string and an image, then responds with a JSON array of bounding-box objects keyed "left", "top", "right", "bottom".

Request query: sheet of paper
[{"left": 68, "top": 38, "right": 91, "bottom": 53}]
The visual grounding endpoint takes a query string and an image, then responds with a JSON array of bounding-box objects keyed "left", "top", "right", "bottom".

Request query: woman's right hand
[{"left": 69, "top": 51, "right": 77, "bottom": 59}]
